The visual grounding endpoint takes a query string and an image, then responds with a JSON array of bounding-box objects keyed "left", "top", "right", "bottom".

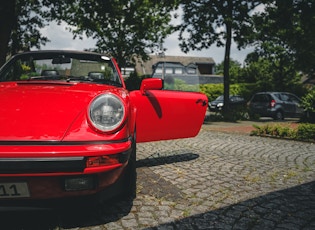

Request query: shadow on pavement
[
  {"left": 0, "top": 209, "right": 59, "bottom": 230},
  {"left": 145, "top": 181, "right": 315, "bottom": 229},
  {"left": 137, "top": 152, "right": 199, "bottom": 168},
  {"left": 1, "top": 198, "right": 133, "bottom": 230}
]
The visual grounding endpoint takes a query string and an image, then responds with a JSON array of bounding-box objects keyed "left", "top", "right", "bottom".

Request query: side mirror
[{"left": 140, "top": 78, "right": 163, "bottom": 95}]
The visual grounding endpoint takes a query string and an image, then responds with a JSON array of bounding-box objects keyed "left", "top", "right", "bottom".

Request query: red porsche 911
[{"left": 0, "top": 50, "right": 207, "bottom": 209}]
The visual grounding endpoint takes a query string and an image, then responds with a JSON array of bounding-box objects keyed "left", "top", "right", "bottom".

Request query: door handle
[{"left": 196, "top": 99, "right": 207, "bottom": 106}]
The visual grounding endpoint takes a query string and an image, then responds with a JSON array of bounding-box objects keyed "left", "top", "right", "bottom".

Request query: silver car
[{"left": 248, "top": 92, "right": 305, "bottom": 120}]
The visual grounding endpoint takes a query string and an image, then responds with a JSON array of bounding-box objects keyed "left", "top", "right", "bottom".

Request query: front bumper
[
  {"left": 0, "top": 139, "right": 132, "bottom": 205},
  {"left": 0, "top": 168, "right": 128, "bottom": 210},
  {"left": 209, "top": 105, "right": 221, "bottom": 112}
]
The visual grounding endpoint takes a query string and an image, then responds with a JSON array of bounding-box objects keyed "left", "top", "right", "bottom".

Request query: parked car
[
  {"left": 0, "top": 50, "right": 208, "bottom": 209},
  {"left": 248, "top": 92, "right": 304, "bottom": 120},
  {"left": 208, "top": 95, "right": 246, "bottom": 112}
]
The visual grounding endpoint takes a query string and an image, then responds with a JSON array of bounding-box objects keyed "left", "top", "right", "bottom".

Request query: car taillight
[{"left": 270, "top": 99, "right": 276, "bottom": 108}]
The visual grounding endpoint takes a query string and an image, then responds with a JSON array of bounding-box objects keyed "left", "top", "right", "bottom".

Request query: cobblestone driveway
[{"left": 3, "top": 125, "right": 315, "bottom": 229}]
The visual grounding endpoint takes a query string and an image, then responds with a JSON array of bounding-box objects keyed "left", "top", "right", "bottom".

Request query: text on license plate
[{"left": 0, "top": 182, "right": 30, "bottom": 198}]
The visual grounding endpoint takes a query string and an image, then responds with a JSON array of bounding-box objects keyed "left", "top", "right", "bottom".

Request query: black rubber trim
[
  {"left": 0, "top": 137, "right": 131, "bottom": 146},
  {"left": 0, "top": 148, "right": 132, "bottom": 174},
  {"left": 0, "top": 157, "right": 85, "bottom": 173}
]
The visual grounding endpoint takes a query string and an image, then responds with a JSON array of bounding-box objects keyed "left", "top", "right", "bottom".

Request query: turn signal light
[{"left": 86, "top": 156, "right": 120, "bottom": 168}]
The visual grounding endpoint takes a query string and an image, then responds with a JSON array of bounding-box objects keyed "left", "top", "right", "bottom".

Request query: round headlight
[{"left": 88, "top": 94, "right": 125, "bottom": 132}]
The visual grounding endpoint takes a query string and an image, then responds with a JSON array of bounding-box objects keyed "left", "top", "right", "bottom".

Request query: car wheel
[
  {"left": 274, "top": 111, "right": 284, "bottom": 120},
  {"left": 124, "top": 132, "right": 137, "bottom": 199}
]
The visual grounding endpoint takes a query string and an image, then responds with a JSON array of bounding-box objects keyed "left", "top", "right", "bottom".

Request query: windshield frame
[{"left": 0, "top": 51, "right": 124, "bottom": 88}]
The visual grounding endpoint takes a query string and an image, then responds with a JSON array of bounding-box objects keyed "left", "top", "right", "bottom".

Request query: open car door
[{"left": 129, "top": 78, "right": 208, "bottom": 143}]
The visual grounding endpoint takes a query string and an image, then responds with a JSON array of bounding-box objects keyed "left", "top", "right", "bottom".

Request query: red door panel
[{"left": 130, "top": 90, "right": 208, "bottom": 143}]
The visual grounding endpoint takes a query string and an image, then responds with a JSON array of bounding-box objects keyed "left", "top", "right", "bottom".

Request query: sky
[
  {"left": 163, "top": 31, "right": 254, "bottom": 64},
  {"left": 40, "top": 21, "right": 254, "bottom": 65}
]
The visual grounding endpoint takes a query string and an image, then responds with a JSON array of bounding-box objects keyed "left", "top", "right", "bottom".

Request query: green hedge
[
  {"left": 251, "top": 123, "right": 315, "bottom": 142},
  {"left": 200, "top": 83, "right": 258, "bottom": 102},
  {"left": 296, "top": 123, "right": 315, "bottom": 140}
]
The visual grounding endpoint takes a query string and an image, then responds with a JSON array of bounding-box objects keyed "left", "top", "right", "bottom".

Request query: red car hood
[{"left": 0, "top": 82, "right": 114, "bottom": 141}]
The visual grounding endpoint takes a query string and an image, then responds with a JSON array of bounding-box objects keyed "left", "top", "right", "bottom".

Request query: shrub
[
  {"left": 278, "top": 126, "right": 294, "bottom": 138},
  {"left": 301, "top": 88, "right": 315, "bottom": 123},
  {"left": 301, "top": 88, "right": 315, "bottom": 112},
  {"left": 200, "top": 84, "right": 223, "bottom": 101},
  {"left": 251, "top": 124, "right": 266, "bottom": 136},
  {"left": 251, "top": 123, "right": 315, "bottom": 142},
  {"left": 200, "top": 83, "right": 258, "bottom": 103},
  {"left": 173, "top": 79, "right": 200, "bottom": 92},
  {"left": 296, "top": 123, "right": 315, "bottom": 141}
]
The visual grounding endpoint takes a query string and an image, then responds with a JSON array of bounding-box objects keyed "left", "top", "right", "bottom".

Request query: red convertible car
[{"left": 0, "top": 50, "right": 207, "bottom": 209}]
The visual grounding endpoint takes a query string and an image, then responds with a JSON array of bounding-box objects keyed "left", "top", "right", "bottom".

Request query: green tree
[
  {"left": 0, "top": 0, "right": 49, "bottom": 66},
  {"left": 249, "top": 0, "right": 315, "bottom": 75},
  {"left": 0, "top": 0, "right": 180, "bottom": 69},
  {"left": 0, "top": 0, "right": 16, "bottom": 66},
  {"left": 47, "top": 0, "right": 180, "bottom": 68},
  {"left": 244, "top": 57, "right": 272, "bottom": 84},
  {"left": 9, "top": 0, "right": 49, "bottom": 55},
  {"left": 216, "top": 59, "right": 243, "bottom": 83},
  {"left": 179, "top": 0, "right": 263, "bottom": 118},
  {"left": 244, "top": 43, "right": 302, "bottom": 92}
]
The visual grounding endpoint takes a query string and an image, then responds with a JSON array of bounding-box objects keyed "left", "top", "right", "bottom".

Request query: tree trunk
[
  {"left": 223, "top": 2, "right": 232, "bottom": 120},
  {"left": 0, "top": 0, "right": 16, "bottom": 66}
]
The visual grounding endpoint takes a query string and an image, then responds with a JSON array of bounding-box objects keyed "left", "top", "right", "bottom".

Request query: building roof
[{"left": 135, "top": 55, "right": 215, "bottom": 76}]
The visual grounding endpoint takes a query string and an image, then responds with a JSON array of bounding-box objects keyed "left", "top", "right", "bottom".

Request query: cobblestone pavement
[{"left": 2, "top": 124, "right": 315, "bottom": 229}]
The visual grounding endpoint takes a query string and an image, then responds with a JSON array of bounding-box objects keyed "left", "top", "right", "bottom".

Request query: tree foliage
[
  {"left": 215, "top": 54, "right": 304, "bottom": 95},
  {"left": 45, "top": 0, "right": 179, "bottom": 67},
  {"left": 249, "top": 0, "right": 315, "bottom": 75},
  {"left": 244, "top": 56, "right": 303, "bottom": 93},
  {"left": 215, "top": 59, "right": 243, "bottom": 83},
  {"left": 9, "top": 0, "right": 49, "bottom": 55},
  {"left": 0, "top": 0, "right": 50, "bottom": 66},
  {"left": 179, "top": 0, "right": 262, "bottom": 118},
  {"left": 0, "top": 0, "right": 16, "bottom": 66},
  {"left": 0, "top": 0, "right": 179, "bottom": 68}
]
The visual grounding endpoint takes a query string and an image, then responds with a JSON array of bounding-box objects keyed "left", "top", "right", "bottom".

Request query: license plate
[{"left": 0, "top": 182, "right": 30, "bottom": 198}]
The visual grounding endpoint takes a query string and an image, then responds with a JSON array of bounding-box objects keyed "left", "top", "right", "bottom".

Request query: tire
[
  {"left": 274, "top": 110, "right": 284, "bottom": 120},
  {"left": 124, "top": 132, "right": 137, "bottom": 199}
]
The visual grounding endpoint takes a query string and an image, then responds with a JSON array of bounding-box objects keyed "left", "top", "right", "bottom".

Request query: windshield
[
  {"left": 0, "top": 52, "right": 123, "bottom": 87},
  {"left": 216, "top": 95, "right": 224, "bottom": 100}
]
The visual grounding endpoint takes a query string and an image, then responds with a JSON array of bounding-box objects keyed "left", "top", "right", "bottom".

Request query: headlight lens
[{"left": 88, "top": 94, "right": 125, "bottom": 132}]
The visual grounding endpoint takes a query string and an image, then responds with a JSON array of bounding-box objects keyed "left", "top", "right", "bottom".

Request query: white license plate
[{"left": 0, "top": 182, "right": 30, "bottom": 198}]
